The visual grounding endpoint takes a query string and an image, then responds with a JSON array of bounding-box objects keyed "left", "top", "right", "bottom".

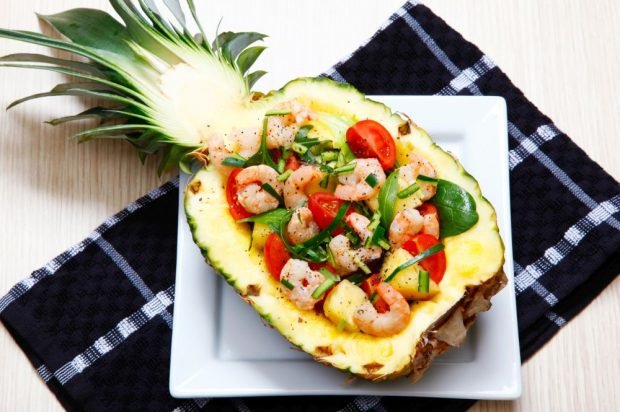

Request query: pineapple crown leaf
[{"left": 0, "top": 0, "right": 268, "bottom": 172}]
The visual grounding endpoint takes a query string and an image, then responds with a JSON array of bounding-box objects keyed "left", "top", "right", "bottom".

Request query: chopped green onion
[
  {"left": 340, "top": 143, "right": 356, "bottom": 163},
  {"left": 365, "top": 173, "right": 379, "bottom": 188},
  {"left": 281, "top": 147, "right": 292, "bottom": 160},
  {"left": 366, "top": 212, "right": 382, "bottom": 232},
  {"left": 319, "top": 267, "right": 340, "bottom": 281},
  {"left": 321, "top": 151, "right": 339, "bottom": 162},
  {"left": 385, "top": 243, "right": 444, "bottom": 282},
  {"left": 417, "top": 174, "right": 438, "bottom": 183},
  {"left": 281, "top": 279, "right": 295, "bottom": 290},
  {"left": 222, "top": 156, "right": 246, "bottom": 168},
  {"left": 311, "top": 278, "right": 336, "bottom": 299},
  {"left": 304, "top": 247, "right": 324, "bottom": 261},
  {"left": 319, "top": 164, "right": 334, "bottom": 173},
  {"left": 292, "top": 142, "right": 308, "bottom": 154},
  {"left": 295, "top": 125, "right": 313, "bottom": 141},
  {"left": 333, "top": 162, "right": 356, "bottom": 176},
  {"left": 397, "top": 183, "right": 420, "bottom": 199},
  {"left": 319, "top": 173, "right": 330, "bottom": 189},
  {"left": 349, "top": 251, "right": 371, "bottom": 274},
  {"left": 418, "top": 270, "right": 430, "bottom": 293},
  {"left": 277, "top": 157, "right": 285, "bottom": 173},
  {"left": 277, "top": 169, "right": 293, "bottom": 182},
  {"left": 261, "top": 182, "right": 284, "bottom": 204},
  {"left": 345, "top": 230, "right": 361, "bottom": 248},
  {"left": 366, "top": 225, "right": 387, "bottom": 249},
  {"left": 265, "top": 110, "right": 292, "bottom": 116},
  {"left": 326, "top": 245, "right": 336, "bottom": 267},
  {"left": 377, "top": 238, "right": 391, "bottom": 251}
]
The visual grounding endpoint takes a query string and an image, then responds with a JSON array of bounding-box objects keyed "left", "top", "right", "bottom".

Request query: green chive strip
[
  {"left": 366, "top": 212, "right": 382, "bottom": 232},
  {"left": 298, "top": 202, "right": 350, "bottom": 249},
  {"left": 385, "top": 243, "right": 444, "bottom": 282},
  {"left": 417, "top": 174, "right": 438, "bottom": 183},
  {"left": 365, "top": 173, "right": 379, "bottom": 188},
  {"left": 319, "top": 173, "right": 330, "bottom": 189},
  {"left": 319, "top": 267, "right": 340, "bottom": 281},
  {"left": 349, "top": 251, "right": 371, "bottom": 274},
  {"left": 347, "top": 272, "right": 370, "bottom": 285},
  {"left": 321, "top": 151, "right": 339, "bottom": 162},
  {"left": 277, "top": 169, "right": 293, "bottom": 182},
  {"left": 265, "top": 110, "right": 292, "bottom": 116},
  {"left": 311, "top": 278, "right": 336, "bottom": 299},
  {"left": 277, "top": 157, "right": 285, "bottom": 173},
  {"left": 281, "top": 278, "right": 295, "bottom": 290},
  {"left": 222, "top": 156, "right": 246, "bottom": 168},
  {"left": 333, "top": 162, "right": 357, "bottom": 176},
  {"left": 326, "top": 245, "right": 336, "bottom": 267},
  {"left": 418, "top": 270, "right": 430, "bottom": 293},
  {"left": 397, "top": 183, "right": 420, "bottom": 199},
  {"left": 261, "top": 182, "right": 284, "bottom": 204},
  {"left": 291, "top": 142, "right": 308, "bottom": 154},
  {"left": 377, "top": 238, "right": 391, "bottom": 251}
]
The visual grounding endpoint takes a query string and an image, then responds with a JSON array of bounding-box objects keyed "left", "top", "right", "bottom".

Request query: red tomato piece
[
  {"left": 264, "top": 233, "right": 291, "bottom": 280},
  {"left": 360, "top": 274, "right": 389, "bottom": 313},
  {"left": 418, "top": 202, "right": 440, "bottom": 237},
  {"left": 402, "top": 234, "right": 447, "bottom": 284},
  {"left": 307, "top": 193, "right": 352, "bottom": 230},
  {"left": 225, "top": 168, "right": 253, "bottom": 220},
  {"left": 418, "top": 203, "right": 438, "bottom": 218},
  {"left": 346, "top": 119, "right": 396, "bottom": 170}
]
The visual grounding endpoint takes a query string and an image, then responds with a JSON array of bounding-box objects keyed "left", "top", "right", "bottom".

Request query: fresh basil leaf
[
  {"left": 378, "top": 170, "right": 399, "bottom": 228},
  {"left": 432, "top": 179, "right": 479, "bottom": 237},
  {"left": 239, "top": 208, "right": 291, "bottom": 232},
  {"left": 244, "top": 117, "right": 278, "bottom": 170}
]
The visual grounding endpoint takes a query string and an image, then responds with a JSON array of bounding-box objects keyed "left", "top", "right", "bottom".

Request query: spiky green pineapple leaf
[
  {"left": 47, "top": 107, "right": 127, "bottom": 126},
  {"left": 38, "top": 9, "right": 140, "bottom": 62},
  {"left": 221, "top": 32, "right": 266, "bottom": 62},
  {"left": 247, "top": 70, "right": 267, "bottom": 89},
  {"left": 236, "top": 46, "right": 266, "bottom": 75},
  {"left": 0, "top": 53, "right": 103, "bottom": 75}
]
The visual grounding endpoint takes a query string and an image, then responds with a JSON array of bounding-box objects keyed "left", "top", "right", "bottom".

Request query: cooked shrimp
[
  {"left": 422, "top": 212, "right": 440, "bottom": 238},
  {"left": 389, "top": 208, "right": 424, "bottom": 247},
  {"left": 284, "top": 165, "right": 323, "bottom": 208},
  {"left": 235, "top": 165, "right": 283, "bottom": 214},
  {"left": 353, "top": 282, "right": 411, "bottom": 337},
  {"left": 328, "top": 213, "right": 382, "bottom": 273},
  {"left": 399, "top": 153, "right": 437, "bottom": 202},
  {"left": 280, "top": 259, "right": 325, "bottom": 311},
  {"left": 266, "top": 100, "right": 316, "bottom": 149},
  {"left": 207, "top": 128, "right": 260, "bottom": 175},
  {"left": 287, "top": 207, "right": 319, "bottom": 244},
  {"left": 334, "top": 158, "right": 386, "bottom": 201}
]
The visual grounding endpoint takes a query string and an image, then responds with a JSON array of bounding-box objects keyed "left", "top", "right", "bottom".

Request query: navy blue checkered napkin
[{"left": 2, "top": 1, "right": 619, "bottom": 411}]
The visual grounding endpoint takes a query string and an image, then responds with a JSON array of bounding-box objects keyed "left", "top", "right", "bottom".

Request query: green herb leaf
[
  {"left": 277, "top": 169, "right": 292, "bottom": 182},
  {"left": 385, "top": 243, "right": 444, "bottom": 282},
  {"left": 417, "top": 174, "right": 438, "bottom": 183},
  {"left": 222, "top": 156, "right": 246, "bottom": 167},
  {"left": 260, "top": 182, "right": 284, "bottom": 205},
  {"left": 294, "top": 125, "right": 313, "bottom": 141},
  {"left": 239, "top": 208, "right": 291, "bottom": 232},
  {"left": 244, "top": 116, "right": 278, "bottom": 170},
  {"left": 378, "top": 169, "right": 399, "bottom": 228},
  {"left": 333, "top": 162, "right": 356, "bottom": 176},
  {"left": 311, "top": 278, "right": 335, "bottom": 299},
  {"left": 432, "top": 179, "right": 479, "bottom": 237}
]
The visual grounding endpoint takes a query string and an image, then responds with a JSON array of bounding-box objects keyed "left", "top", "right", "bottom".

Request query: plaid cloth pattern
[{"left": 2, "top": 1, "right": 619, "bottom": 411}]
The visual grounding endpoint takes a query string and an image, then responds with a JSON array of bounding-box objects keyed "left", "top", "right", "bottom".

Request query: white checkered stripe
[
  {"left": 52, "top": 286, "right": 174, "bottom": 385},
  {"left": 509, "top": 124, "right": 562, "bottom": 169},
  {"left": 0, "top": 178, "right": 179, "bottom": 314}
]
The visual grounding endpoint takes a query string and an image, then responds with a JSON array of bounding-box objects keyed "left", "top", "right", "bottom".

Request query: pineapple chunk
[
  {"left": 323, "top": 280, "right": 368, "bottom": 332},
  {"left": 380, "top": 248, "right": 439, "bottom": 300},
  {"left": 251, "top": 223, "right": 272, "bottom": 250}
]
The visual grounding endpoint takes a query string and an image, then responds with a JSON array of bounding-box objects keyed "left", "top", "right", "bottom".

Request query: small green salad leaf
[
  {"left": 432, "top": 179, "right": 479, "bottom": 237},
  {"left": 378, "top": 169, "right": 399, "bottom": 228},
  {"left": 239, "top": 208, "right": 292, "bottom": 232}
]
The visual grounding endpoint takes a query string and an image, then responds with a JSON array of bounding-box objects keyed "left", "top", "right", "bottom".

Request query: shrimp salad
[{"left": 215, "top": 100, "right": 455, "bottom": 338}]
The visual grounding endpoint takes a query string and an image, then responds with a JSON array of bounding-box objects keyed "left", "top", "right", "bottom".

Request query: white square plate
[{"left": 169, "top": 96, "right": 521, "bottom": 399}]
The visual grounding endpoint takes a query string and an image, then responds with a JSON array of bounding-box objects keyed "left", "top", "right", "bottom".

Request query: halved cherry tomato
[
  {"left": 418, "top": 203, "right": 438, "bottom": 218},
  {"left": 360, "top": 274, "right": 389, "bottom": 313},
  {"left": 264, "top": 233, "right": 290, "bottom": 280},
  {"left": 402, "top": 234, "right": 446, "bottom": 284},
  {"left": 225, "top": 168, "right": 253, "bottom": 220},
  {"left": 418, "top": 203, "right": 440, "bottom": 237},
  {"left": 307, "top": 193, "right": 353, "bottom": 230},
  {"left": 346, "top": 119, "right": 396, "bottom": 170}
]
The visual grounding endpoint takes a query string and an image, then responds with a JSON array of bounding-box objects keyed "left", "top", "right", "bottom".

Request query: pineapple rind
[{"left": 184, "top": 77, "right": 505, "bottom": 380}]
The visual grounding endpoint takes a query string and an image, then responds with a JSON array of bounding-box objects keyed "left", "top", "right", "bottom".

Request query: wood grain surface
[{"left": 1, "top": 1, "right": 618, "bottom": 411}]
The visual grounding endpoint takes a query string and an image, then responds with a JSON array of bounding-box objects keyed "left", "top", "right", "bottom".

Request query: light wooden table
[{"left": 1, "top": 1, "right": 618, "bottom": 410}]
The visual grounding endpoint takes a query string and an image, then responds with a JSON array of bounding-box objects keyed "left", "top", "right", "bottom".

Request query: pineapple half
[{"left": 0, "top": 0, "right": 506, "bottom": 381}]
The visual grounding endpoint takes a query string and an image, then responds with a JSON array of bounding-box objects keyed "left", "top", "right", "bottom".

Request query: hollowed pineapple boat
[{"left": 0, "top": 0, "right": 506, "bottom": 382}]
